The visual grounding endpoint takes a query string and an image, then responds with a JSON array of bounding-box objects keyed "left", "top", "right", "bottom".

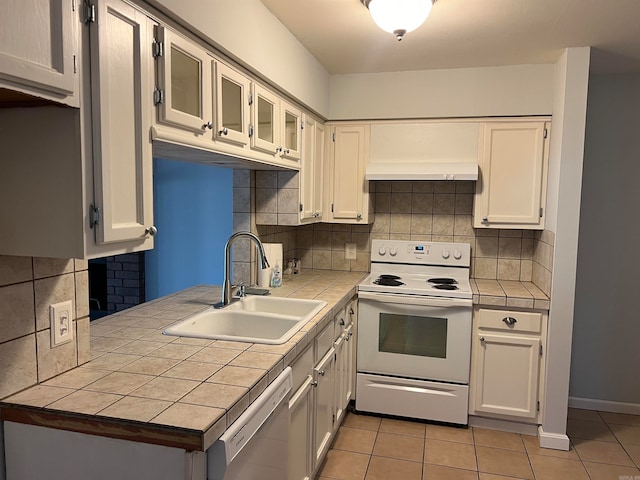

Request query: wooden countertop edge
[{"left": 0, "top": 404, "right": 204, "bottom": 451}]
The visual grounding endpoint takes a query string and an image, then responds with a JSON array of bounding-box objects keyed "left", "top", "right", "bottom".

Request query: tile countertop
[
  {"left": 471, "top": 279, "right": 550, "bottom": 310},
  {"left": 0, "top": 270, "right": 366, "bottom": 452}
]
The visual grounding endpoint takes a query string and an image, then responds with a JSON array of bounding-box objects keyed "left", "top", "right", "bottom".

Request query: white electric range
[{"left": 356, "top": 239, "right": 473, "bottom": 425}]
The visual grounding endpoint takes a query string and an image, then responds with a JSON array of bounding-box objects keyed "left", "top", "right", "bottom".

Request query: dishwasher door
[{"left": 208, "top": 367, "right": 292, "bottom": 480}]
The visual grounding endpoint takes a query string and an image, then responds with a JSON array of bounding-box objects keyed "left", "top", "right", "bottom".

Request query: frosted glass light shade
[{"left": 366, "top": 0, "right": 433, "bottom": 40}]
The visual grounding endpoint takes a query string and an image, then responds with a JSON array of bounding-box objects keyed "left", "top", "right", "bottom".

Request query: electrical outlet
[
  {"left": 50, "top": 300, "right": 73, "bottom": 347},
  {"left": 345, "top": 242, "right": 357, "bottom": 260}
]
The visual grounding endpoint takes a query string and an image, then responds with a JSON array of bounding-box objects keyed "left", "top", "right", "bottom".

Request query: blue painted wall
[{"left": 146, "top": 158, "right": 233, "bottom": 300}]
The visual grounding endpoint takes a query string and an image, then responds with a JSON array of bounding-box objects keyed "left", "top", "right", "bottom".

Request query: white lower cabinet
[
  {"left": 288, "top": 299, "right": 357, "bottom": 480},
  {"left": 313, "top": 347, "right": 337, "bottom": 469},
  {"left": 288, "top": 375, "right": 314, "bottom": 480},
  {"left": 470, "top": 307, "right": 547, "bottom": 422}
]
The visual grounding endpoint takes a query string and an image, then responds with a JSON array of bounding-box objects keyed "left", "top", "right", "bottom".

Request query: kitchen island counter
[{"left": 0, "top": 269, "right": 365, "bottom": 452}]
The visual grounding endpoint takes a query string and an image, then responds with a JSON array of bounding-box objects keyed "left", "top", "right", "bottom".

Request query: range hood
[
  {"left": 367, "top": 122, "right": 481, "bottom": 181},
  {"left": 365, "top": 161, "right": 478, "bottom": 181}
]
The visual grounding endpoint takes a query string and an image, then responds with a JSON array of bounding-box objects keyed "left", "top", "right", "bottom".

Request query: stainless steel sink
[{"left": 162, "top": 296, "right": 327, "bottom": 344}]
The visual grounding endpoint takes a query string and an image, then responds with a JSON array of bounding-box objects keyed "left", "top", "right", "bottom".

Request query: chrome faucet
[{"left": 219, "top": 231, "right": 270, "bottom": 307}]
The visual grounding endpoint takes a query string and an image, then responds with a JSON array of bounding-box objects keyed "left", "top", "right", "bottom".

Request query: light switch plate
[
  {"left": 345, "top": 243, "right": 357, "bottom": 260},
  {"left": 50, "top": 300, "right": 73, "bottom": 347}
]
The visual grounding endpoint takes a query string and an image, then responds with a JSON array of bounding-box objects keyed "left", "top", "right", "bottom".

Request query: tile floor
[{"left": 317, "top": 408, "right": 640, "bottom": 480}]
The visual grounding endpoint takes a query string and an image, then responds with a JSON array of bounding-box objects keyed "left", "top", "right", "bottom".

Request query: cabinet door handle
[
  {"left": 502, "top": 316, "right": 517, "bottom": 326},
  {"left": 482, "top": 216, "right": 488, "bottom": 222},
  {"left": 275, "top": 146, "right": 283, "bottom": 154},
  {"left": 339, "top": 319, "right": 345, "bottom": 326},
  {"left": 480, "top": 336, "right": 485, "bottom": 342},
  {"left": 145, "top": 226, "right": 158, "bottom": 236},
  {"left": 311, "top": 381, "right": 318, "bottom": 387},
  {"left": 318, "top": 370, "right": 325, "bottom": 376},
  {"left": 349, "top": 307, "right": 355, "bottom": 315},
  {"left": 218, "top": 127, "right": 228, "bottom": 135},
  {"left": 203, "top": 121, "right": 213, "bottom": 130},
  {"left": 283, "top": 148, "right": 290, "bottom": 154},
  {"left": 356, "top": 213, "right": 362, "bottom": 220}
]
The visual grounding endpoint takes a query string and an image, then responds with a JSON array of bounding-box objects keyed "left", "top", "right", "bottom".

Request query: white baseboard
[
  {"left": 538, "top": 426, "right": 570, "bottom": 451},
  {"left": 568, "top": 396, "right": 640, "bottom": 415}
]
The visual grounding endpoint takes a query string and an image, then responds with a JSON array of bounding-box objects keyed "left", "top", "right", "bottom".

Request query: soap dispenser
[{"left": 270, "top": 261, "right": 282, "bottom": 288}]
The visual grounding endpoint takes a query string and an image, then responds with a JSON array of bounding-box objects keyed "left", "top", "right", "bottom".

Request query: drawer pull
[
  {"left": 503, "top": 316, "right": 517, "bottom": 326},
  {"left": 480, "top": 337, "right": 485, "bottom": 342},
  {"left": 318, "top": 370, "right": 325, "bottom": 376}
]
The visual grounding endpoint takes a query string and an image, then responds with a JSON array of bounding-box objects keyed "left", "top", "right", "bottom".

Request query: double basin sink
[{"left": 163, "top": 296, "right": 327, "bottom": 345}]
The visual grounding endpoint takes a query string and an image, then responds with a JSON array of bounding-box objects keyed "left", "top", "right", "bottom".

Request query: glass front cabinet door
[
  {"left": 155, "top": 27, "right": 212, "bottom": 134},
  {"left": 280, "top": 99, "right": 301, "bottom": 162},
  {"left": 214, "top": 61, "right": 250, "bottom": 147},
  {"left": 251, "top": 83, "right": 279, "bottom": 155}
]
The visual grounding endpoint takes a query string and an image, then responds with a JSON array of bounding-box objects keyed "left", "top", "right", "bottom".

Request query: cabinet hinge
[
  {"left": 332, "top": 132, "right": 336, "bottom": 142},
  {"left": 73, "top": 55, "right": 77, "bottom": 74},
  {"left": 248, "top": 93, "right": 253, "bottom": 106},
  {"left": 332, "top": 413, "right": 335, "bottom": 424},
  {"left": 72, "top": 0, "right": 77, "bottom": 12},
  {"left": 537, "top": 401, "right": 540, "bottom": 412},
  {"left": 301, "top": 120, "right": 304, "bottom": 130},
  {"left": 153, "top": 88, "right": 164, "bottom": 105},
  {"left": 539, "top": 344, "right": 543, "bottom": 356},
  {"left": 152, "top": 40, "right": 164, "bottom": 58},
  {"left": 539, "top": 207, "right": 544, "bottom": 218},
  {"left": 543, "top": 128, "right": 548, "bottom": 139},
  {"left": 84, "top": 2, "right": 96, "bottom": 24},
  {"left": 331, "top": 203, "right": 334, "bottom": 213},
  {"left": 299, "top": 203, "right": 303, "bottom": 212},
  {"left": 248, "top": 124, "right": 254, "bottom": 138},
  {"left": 89, "top": 205, "right": 100, "bottom": 228}
]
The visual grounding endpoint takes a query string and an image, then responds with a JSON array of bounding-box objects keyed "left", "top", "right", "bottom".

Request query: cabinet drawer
[
  {"left": 291, "top": 344, "right": 314, "bottom": 392},
  {"left": 315, "top": 319, "right": 336, "bottom": 363},
  {"left": 477, "top": 308, "right": 542, "bottom": 334}
]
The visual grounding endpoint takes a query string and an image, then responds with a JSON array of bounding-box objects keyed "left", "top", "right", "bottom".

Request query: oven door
[{"left": 357, "top": 291, "right": 472, "bottom": 384}]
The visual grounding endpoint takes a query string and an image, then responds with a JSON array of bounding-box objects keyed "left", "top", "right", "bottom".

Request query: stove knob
[
  {"left": 453, "top": 250, "right": 462, "bottom": 260},
  {"left": 442, "top": 249, "right": 450, "bottom": 259},
  {"left": 378, "top": 246, "right": 387, "bottom": 256},
  {"left": 389, "top": 247, "right": 398, "bottom": 256}
]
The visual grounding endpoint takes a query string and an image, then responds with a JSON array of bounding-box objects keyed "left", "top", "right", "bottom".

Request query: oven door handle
[{"left": 358, "top": 291, "right": 472, "bottom": 308}]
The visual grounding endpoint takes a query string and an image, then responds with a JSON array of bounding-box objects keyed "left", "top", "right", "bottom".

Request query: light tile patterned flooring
[{"left": 317, "top": 408, "right": 640, "bottom": 480}]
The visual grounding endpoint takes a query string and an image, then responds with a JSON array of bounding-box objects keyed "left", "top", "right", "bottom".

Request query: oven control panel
[{"left": 372, "top": 239, "right": 470, "bottom": 267}]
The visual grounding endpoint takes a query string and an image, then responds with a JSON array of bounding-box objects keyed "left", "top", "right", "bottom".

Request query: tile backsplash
[
  {"left": 0, "top": 256, "right": 90, "bottom": 399},
  {"left": 235, "top": 173, "right": 555, "bottom": 294}
]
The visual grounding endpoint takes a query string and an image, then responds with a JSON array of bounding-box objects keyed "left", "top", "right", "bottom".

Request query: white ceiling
[{"left": 259, "top": 0, "right": 640, "bottom": 75}]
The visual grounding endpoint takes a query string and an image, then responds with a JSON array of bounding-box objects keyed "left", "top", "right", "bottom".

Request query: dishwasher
[{"left": 208, "top": 367, "right": 292, "bottom": 480}]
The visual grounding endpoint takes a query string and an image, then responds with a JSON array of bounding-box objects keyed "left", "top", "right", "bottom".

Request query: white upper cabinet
[
  {"left": 214, "top": 61, "right": 250, "bottom": 147},
  {"left": 280, "top": 99, "right": 302, "bottom": 162},
  {"left": 474, "top": 121, "right": 550, "bottom": 229},
  {"left": 326, "top": 124, "right": 373, "bottom": 223},
  {"left": 90, "top": 0, "right": 155, "bottom": 248},
  {"left": 251, "top": 83, "right": 301, "bottom": 162},
  {"left": 155, "top": 26, "right": 212, "bottom": 134},
  {"left": 0, "top": 0, "right": 155, "bottom": 259},
  {"left": 0, "top": 0, "right": 77, "bottom": 106},
  {"left": 251, "top": 83, "right": 280, "bottom": 155},
  {"left": 300, "top": 115, "right": 324, "bottom": 223}
]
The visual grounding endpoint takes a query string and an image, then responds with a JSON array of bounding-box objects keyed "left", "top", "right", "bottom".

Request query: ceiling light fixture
[{"left": 361, "top": 0, "right": 436, "bottom": 41}]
